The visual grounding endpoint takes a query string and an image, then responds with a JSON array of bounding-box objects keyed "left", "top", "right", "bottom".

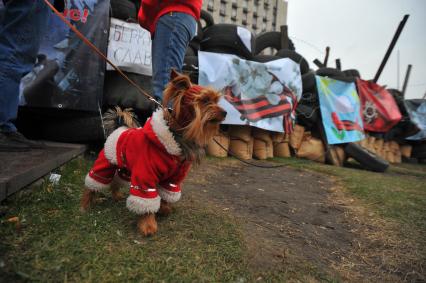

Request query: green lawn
[
  {"left": 0, "top": 157, "right": 250, "bottom": 282},
  {"left": 1, "top": 155, "right": 425, "bottom": 282}
]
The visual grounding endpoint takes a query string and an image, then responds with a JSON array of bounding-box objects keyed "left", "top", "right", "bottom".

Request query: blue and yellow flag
[{"left": 316, "top": 76, "right": 365, "bottom": 144}]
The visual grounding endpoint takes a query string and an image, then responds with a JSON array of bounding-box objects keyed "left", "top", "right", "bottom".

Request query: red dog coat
[{"left": 85, "top": 109, "right": 191, "bottom": 214}]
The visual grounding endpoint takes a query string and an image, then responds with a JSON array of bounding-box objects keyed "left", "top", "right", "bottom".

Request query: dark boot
[{"left": 0, "top": 131, "right": 44, "bottom": 152}]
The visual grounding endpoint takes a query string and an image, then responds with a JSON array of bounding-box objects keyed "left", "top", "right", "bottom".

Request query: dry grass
[{"left": 273, "top": 157, "right": 426, "bottom": 282}]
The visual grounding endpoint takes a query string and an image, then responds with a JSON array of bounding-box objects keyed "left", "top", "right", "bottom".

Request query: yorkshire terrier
[{"left": 80, "top": 70, "right": 226, "bottom": 236}]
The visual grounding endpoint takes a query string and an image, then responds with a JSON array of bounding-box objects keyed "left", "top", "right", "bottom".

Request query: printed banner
[
  {"left": 405, "top": 99, "right": 426, "bottom": 140},
  {"left": 316, "top": 76, "right": 365, "bottom": 144},
  {"left": 198, "top": 51, "right": 302, "bottom": 133},
  {"left": 356, "top": 79, "right": 402, "bottom": 132},
  {"left": 107, "top": 18, "right": 152, "bottom": 76},
  {"left": 19, "top": 0, "right": 110, "bottom": 111}
]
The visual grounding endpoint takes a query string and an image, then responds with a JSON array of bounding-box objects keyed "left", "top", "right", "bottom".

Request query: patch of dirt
[{"left": 184, "top": 159, "right": 425, "bottom": 282}]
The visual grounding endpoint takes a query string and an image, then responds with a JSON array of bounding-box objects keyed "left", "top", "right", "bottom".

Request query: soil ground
[{"left": 184, "top": 158, "right": 425, "bottom": 282}]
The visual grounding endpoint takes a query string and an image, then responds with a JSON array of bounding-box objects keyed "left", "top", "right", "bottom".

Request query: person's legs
[
  {"left": 151, "top": 12, "right": 197, "bottom": 101},
  {"left": 0, "top": 0, "right": 49, "bottom": 150}
]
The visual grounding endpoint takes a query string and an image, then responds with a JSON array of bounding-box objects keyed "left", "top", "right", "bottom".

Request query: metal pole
[
  {"left": 335, "top": 59, "right": 341, "bottom": 71},
  {"left": 280, "top": 25, "right": 289, "bottom": 49},
  {"left": 401, "top": 64, "right": 412, "bottom": 98},
  {"left": 323, "top": 46, "right": 330, "bottom": 67},
  {"left": 373, "top": 14, "right": 409, "bottom": 83},
  {"left": 397, "top": 50, "right": 400, "bottom": 90}
]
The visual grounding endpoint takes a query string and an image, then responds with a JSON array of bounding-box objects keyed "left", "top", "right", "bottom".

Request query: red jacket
[
  {"left": 115, "top": 110, "right": 191, "bottom": 200},
  {"left": 86, "top": 109, "right": 191, "bottom": 215},
  {"left": 138, "top": 0, "right": 202, "bottom": 35}
]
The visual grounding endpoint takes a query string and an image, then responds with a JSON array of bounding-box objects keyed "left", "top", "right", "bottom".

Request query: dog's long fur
[{"left": 81, "top": 70, "right": 226, "bottom": 236}]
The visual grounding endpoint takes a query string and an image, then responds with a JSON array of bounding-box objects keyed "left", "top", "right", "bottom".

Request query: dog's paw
[
  {"left": 80, "top": 189, "right": 96, "bottom": 212},
  {"left": 158, "top": 200, "right": 172, "bottom": 217},
  {"left": 137, "top": 214, "right": 158, "bottom": 236},
  {"left": 111, "top": 191, "right": 125, "bottom": 201}
]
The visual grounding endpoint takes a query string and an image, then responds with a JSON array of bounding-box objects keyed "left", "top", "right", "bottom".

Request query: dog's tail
[{"left": 103, "top": 106, "right": 140, "bottom": 137}]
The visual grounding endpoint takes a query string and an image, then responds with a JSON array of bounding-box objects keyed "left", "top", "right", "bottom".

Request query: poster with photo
[
  {"left": 198, "top": 51, "right": 302, "bottom": 133},
  {"left": 19, "top": 0, "right": 110, "bottom": 111}
]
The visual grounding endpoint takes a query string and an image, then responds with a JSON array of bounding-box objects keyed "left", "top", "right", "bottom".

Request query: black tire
[
  {"left": 343, "top": 69, "right": 361, "bottom": 78},
  {"left": 344, "top": 143, "right": 389, "bottom": 172},
  {"left": 302, "top": 71, "right": 316, "bottom": 93},
  {"left": 316, "top": 68, "right": 356, "bottom": 82},
  {"left": 201, "top": 24, "right": 255, "bottom": 59},
  {"left": 252, "top": 54, "right": 280, "bottom": 63},
  {"left": 316, "top": 67, "right": 344, "bottom": 77},
  {"left": 200, "top": 10, "right": 214, "bottom": 30},
  {"left": 295, "top": 104, "right": 320, "bottom": 130},
  {"left": 275, "top": 49, "right": 309, "bottom": 74},
  {"left": 254, "top": 31, "right": 295, "bottom": 55},
  {"left": 103, "top": 71, "right": 154, "bottom": 114},
  {"left": 110, "top": 0, "right": 137, "bottom": 21},
  {"left": 411, "top": 143, "right": 426, "bottom": 159},
  {"left": 183, "top": 56, "right": 199, "bottom": 83},
  {"left": 41, "top": 115, "right": 105, "bottom": 142},
  {"left": 185, "top": 45, "right": 197, "bottom": 57}
]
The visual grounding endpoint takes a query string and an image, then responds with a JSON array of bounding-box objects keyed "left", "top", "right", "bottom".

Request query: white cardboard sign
[{"left": 107, "top": 18, "right": 152, "bottom": 76}]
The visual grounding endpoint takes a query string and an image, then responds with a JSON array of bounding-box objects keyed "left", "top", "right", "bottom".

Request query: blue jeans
[
  {"left": 151, "top": 12, "right": 196, "bottom": 101},
  {"left": 0, "top": 0, "right": 49, "bottom": 133}
]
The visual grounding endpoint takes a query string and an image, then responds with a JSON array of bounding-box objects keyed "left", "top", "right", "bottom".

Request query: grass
[
  {"left": 0, "top": 157, "right": 249, "bottom": 282},
  {"left": 272, "top": 157, "right": 426, "bottom": 232},
  {"left": 1, "top": 154, "right": 425, "bottom": 282}
]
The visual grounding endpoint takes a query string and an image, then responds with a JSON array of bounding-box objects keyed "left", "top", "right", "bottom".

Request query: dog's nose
[{"left": 221, "top": 110, "right": 227, "bottom": 118}]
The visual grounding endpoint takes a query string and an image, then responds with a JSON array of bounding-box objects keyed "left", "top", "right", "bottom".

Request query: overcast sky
[{"left": 287, "top": 0, "right": 426, "bottom": 99}]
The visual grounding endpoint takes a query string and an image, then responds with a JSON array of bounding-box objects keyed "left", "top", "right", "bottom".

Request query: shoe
[{"left": 0, "top": 131, "right": 45, "bottom": 152}]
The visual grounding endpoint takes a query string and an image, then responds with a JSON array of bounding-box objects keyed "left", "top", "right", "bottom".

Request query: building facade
[{"left": 203, "top": 0, "right": 288, "bottom": 34}]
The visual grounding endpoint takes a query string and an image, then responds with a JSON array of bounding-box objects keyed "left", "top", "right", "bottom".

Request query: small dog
[{"left": 81, "top": 70, "right": 226, "bottom": 236}]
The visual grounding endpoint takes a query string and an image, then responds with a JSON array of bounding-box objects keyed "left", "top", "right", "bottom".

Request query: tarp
[
  {"left": 316, "top": 76, "right": 365, "bottom": 144},
  {"left": 19, "top": 0, "right": 110, "bottom": 112},
  {"left": 107, "top": 18, "right": 152, "bottom": 76},
  {"left": 356, "top": 79, "right": 402, "bottom": 132},
  {"left": 405, "top": 99, "right": 426, "bottom": 140},
  {"left": 198, "top": 51, "right": 302, "bottom": 133}
]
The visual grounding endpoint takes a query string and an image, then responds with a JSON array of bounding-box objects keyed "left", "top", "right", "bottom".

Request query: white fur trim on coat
[
  {"left": 104, "top": 126, "right": 128, "bottom": 165},
  {"left": 151, "top": 109, "right": 181, "bottom": 156},
  {"left": 158, "top": 187, "right": 181, "bottom": 203},
  {"left": 85, "top": 174, "right": 111, "bottom": 192},
  {"left": 126, "top": 195, "right": 161, "bottom": 214}
]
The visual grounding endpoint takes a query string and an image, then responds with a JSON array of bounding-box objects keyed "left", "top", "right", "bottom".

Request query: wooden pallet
[{"left": 0, "top": 142, "right": 86, "bottom": 202}]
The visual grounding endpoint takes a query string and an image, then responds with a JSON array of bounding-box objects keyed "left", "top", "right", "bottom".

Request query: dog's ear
[
  {"left": 170, "top": 69, "right": 192, "bottom": 91},
  {"left": 170, "top": 68, "right": 181, "bottom": 80}
]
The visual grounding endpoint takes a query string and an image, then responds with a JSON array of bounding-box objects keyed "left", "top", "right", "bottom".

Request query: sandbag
[
  {"left": 252, "top": 128, "right": 273, "bottom": 159},
  {"left": 400, "top": 145, "right": 412, "bottom": 158},
  {"left": 274, "top": 142, "right": 291, "bottom": 158},
  {"left": 296, "top": 135, "right": 325, "bottom": 163},
  {"left": 229, "top": 137, "right": 253, "bottom": 160},
  {"left": 289, "top": 124, "right": 305, "bottom": 150},
  {"left": 328, "top": 145, "right": 346, "bottom": 167},
  {"left": 253, "top": 139, "right": 268, "bottom": 160},
  {"left": 207, "top": 132, "right": 230, "bottom": 158},
  {"left": 228, "top": 125, "right": 252, "bottom": 143},
  {"left": 271, "top": 132, "right": 286, "bottom": 143}
]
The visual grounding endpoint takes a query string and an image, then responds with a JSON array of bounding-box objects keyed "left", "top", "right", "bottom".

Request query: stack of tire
[
  {"left": 301, "top": 65, "right": 391, "bottom": 172},
  {"left": 103, "top": 0, "right": 154, "bottom": 122},
  {"left": 183, "top": 10, "right": 311, "bottom": 83}
]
